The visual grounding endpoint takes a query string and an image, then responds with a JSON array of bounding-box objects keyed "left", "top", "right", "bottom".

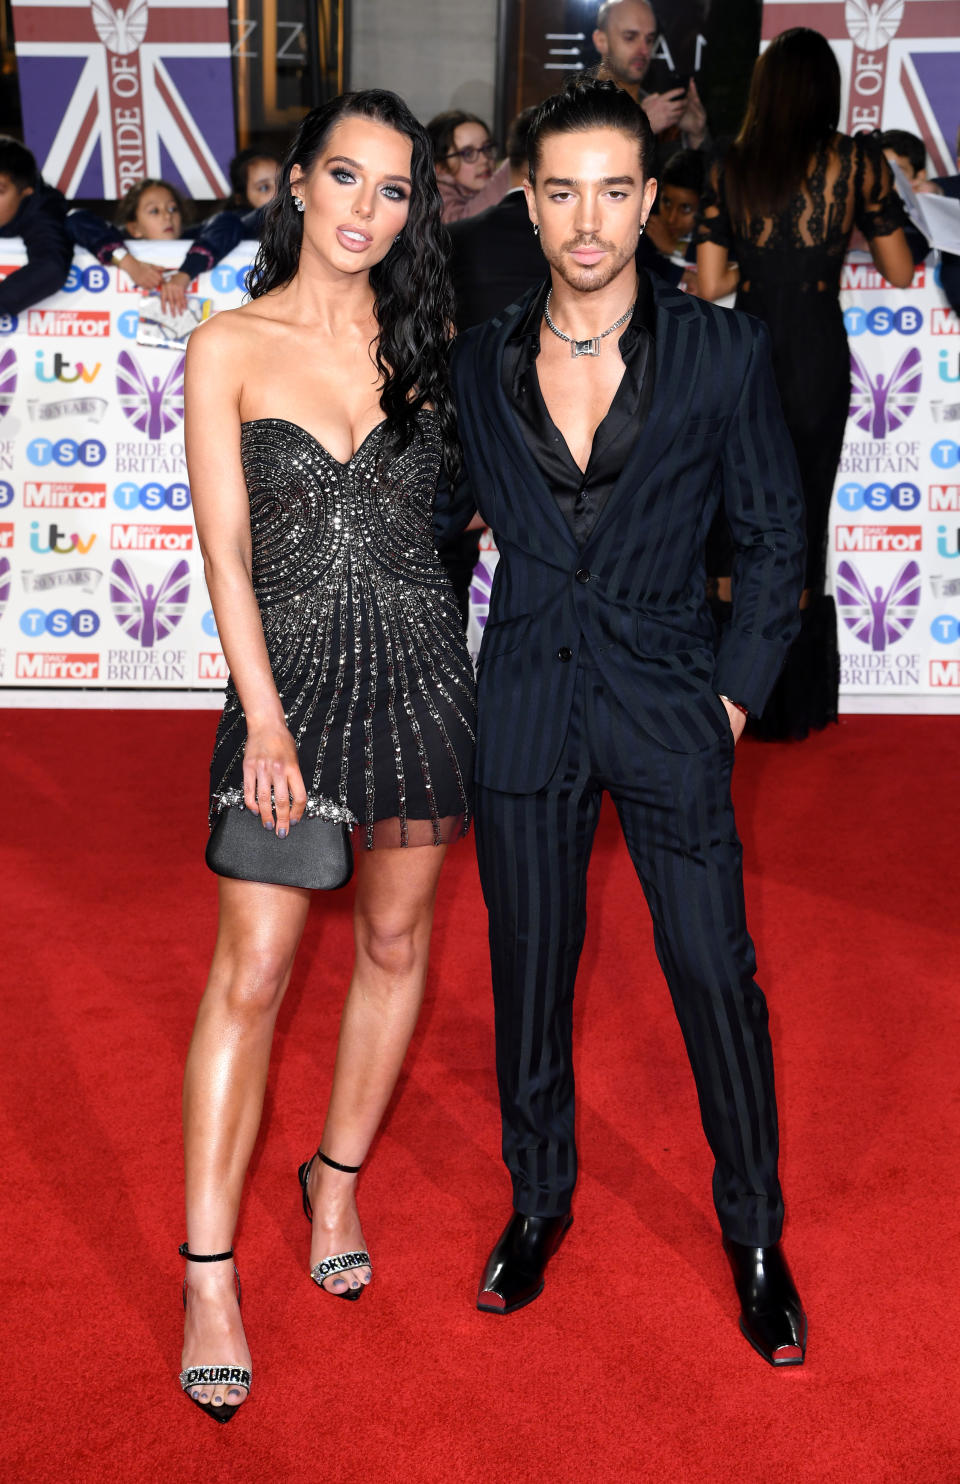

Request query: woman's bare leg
[
  {"left": 181, "top": 876, "right": 311, "bottom": 1407},
  {"left": 305, "top": 843, "right": 448, "bottom": 1293}
]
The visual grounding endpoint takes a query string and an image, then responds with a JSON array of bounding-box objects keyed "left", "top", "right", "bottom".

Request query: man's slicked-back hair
[{"left": 527, "top": 75, "right": 655, "bottom": 185}]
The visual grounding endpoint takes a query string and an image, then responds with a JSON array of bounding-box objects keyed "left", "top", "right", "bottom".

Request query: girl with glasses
[{"left": 427, "top": 109, "right": 510, "bottom": 223}]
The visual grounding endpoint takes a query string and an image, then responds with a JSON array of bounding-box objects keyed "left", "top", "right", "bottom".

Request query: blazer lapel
[
  {"left": 470, "top": 292, "right": 579, "bottom": 556},
  {"left": 585, "top": 281, "right": 704, "bottom": 546}
]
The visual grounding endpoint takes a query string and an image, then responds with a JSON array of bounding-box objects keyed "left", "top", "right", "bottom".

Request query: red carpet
[{"left": 1, "top": 709, "right": 957, "bottom": 1482}]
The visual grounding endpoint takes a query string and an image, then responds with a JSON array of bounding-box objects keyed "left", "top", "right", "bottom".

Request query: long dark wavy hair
[
  {"left": 248, "top": 90, "right": 459, "bottom": 478},
  {"left": 724, "top": 28, "right": 841, "bottom": 226}
]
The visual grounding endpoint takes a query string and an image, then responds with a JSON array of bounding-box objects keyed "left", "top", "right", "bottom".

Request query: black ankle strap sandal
[
  {"left": 178, "top": 1243, "right": 251, "bottom": 1424},
  {"left": 297, "top": 1148, "right": 371, "bottom": 1302}
]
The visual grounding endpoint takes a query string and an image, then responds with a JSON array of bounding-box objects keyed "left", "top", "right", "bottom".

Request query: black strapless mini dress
[{"left": 209, "top": 412, "right": 476, "bottom": 848}]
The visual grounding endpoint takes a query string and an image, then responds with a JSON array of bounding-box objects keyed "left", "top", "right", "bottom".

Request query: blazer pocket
[{"left": 477, "top": 613, "right": 531, "bottom": 668}]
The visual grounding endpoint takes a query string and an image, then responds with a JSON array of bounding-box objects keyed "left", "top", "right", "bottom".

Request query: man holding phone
[{"left": 593, "top": 0, "right": 708, "bottom": 149}]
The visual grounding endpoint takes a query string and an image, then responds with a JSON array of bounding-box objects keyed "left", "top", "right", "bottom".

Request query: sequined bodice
[
  {"left": 210, "top": 410, "right": 475, "bottom": 848},
  {"left": 240, "top": 412, "right": 447, "bottom": 610}
]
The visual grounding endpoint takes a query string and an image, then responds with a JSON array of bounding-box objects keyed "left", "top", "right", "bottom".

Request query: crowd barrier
[{"left": 0, "top": 242, "right": 957, "bottom": 712}]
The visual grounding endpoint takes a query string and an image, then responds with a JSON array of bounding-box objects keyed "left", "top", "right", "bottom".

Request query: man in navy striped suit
[{"left": 436, "top": 77, "right": 808, "bottom": 1365}]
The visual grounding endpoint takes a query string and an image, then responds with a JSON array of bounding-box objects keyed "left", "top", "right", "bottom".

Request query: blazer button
[
  {"left": 557, "top": 646, "right": 572, "bottom": 662},
  {"left": 575, "top": 567, "right": 591, "bottom": 584}
]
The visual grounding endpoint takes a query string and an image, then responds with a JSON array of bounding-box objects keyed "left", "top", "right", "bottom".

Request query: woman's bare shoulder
[{"left": 187, "top": 303, "right": 262, "bottom": 357}]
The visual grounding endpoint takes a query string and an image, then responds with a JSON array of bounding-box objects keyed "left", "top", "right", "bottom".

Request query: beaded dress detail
[{"left": 209, "top": 411, "right": 475, "bottom": 848}]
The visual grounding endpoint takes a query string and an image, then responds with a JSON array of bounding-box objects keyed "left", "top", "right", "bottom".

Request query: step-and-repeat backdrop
[
  {"left": 0, "top": 242, "right": 251, "bottom": 702},
  {"left": 0, "top": 243, "right": 958, "bottom": 710}
]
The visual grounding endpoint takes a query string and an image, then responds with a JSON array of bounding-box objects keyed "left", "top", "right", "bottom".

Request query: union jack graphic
[
  {"left": 11, "top": 0, "right": 235, "bottom": 198},
  {"left": 761, "top": 0, "right": 959, "bottom": 177}
]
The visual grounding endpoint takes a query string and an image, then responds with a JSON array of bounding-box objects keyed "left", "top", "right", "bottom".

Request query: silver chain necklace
[{"left": 543, "top": 288, "right": 635, "bottom": 358}]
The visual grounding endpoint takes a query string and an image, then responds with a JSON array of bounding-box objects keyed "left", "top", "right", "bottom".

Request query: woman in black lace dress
[
  {"left": 177, "top": 92, "right": 475, "bottom": 1422},
  {"left": 696, "top": 28, "right": 913, "bottom": 739}
]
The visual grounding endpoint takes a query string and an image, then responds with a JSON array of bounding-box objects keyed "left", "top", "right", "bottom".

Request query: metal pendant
[{"left": 571, "top": 337, "right": 601, "bottom": 358}]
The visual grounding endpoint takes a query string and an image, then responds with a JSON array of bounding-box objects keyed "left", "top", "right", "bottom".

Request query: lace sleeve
[
  {"left": 695, "top": 158, "right": 734, "bottom": 249},
  {"left": 854, "top": 134, "right": 909, "bottom": 239}
]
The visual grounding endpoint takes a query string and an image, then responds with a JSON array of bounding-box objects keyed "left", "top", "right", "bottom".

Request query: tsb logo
[
  {"left": 19, "top": 607, "right": 100, "bottom": 637},
  {"left": 62, "top": 264, "right": 110, "bottom": 294},
  {"left": 843, "top": 305, "right": 922, "bottom": 336},
  {"left": 113, "top": 480, "right": 190, "bottom": 511},
  {"left": 835, "top": 482, "right": 920, "bottom": 512},
  {"left": 27, "top": 438, "right": 106, "bottom": 467},
  {"left": 931, "top": 616, "right": 960, "bottom": 644},
  {"left": 210, "top": 264, "right": 255, "bottom": 295}
]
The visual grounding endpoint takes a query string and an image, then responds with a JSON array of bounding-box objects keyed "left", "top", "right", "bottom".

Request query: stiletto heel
[
  {"left": 178, "top": 1244, "right": 252, "bottom": 1423},
  {"left": 297, "top": 1147, "right": 371, "bottom": 1300}
]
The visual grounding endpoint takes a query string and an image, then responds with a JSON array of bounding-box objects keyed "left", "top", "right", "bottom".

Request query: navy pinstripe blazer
[{"left": 436, "top": 274, "right": 806, "bottom": 794}]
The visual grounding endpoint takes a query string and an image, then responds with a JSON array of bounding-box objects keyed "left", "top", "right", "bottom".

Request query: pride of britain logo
[
  {"left": 0, "top": 347, "right": 15, "bottom": 419},
  {"left": 115, "top": 351, "right": 184, "bottom": 439},
  {"left": 836, "top": 559, "right": 921, "bottom": 651},
  {"left": 0, "top": 555, "right": 9, "bottom": 621},
  {"left": 849, "top": 347, "right": 921, "bottom": 438},
  {"left": 109, "top": 557, "right": 190, "bottom": 647}
]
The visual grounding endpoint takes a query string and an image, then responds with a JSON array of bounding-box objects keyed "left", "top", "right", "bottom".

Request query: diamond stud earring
[{"left": 293, "top": 195, "right": 304, "bottom": 213}]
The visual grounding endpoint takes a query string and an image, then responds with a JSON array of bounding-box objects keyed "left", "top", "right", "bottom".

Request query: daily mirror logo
[
  {"left": 25, "top": 482, "right": 107, "bottom": 510},
  {"left": 110, "top": 523, "right": 193, "bottom": 551},
  {"left": 835, "top": 525, "right": 922, "bottom": 552},
  {"left": 15, "top": 650, "right": 100, "bottom": 680},
  {"left": 27, "top": 310, "right": 111, "bottom": 338}
]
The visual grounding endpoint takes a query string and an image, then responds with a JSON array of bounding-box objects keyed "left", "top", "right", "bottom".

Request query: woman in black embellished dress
[
  {"left": 178, "top": 92, "right": 475, "bottom": 1421},
  {"left": 696, "top": 28, "right": 913, "bottom": 739}
]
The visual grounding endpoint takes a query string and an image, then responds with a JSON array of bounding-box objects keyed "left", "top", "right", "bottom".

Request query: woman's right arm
[
  {"left": 185, "top": 317, "right": 307, "bottom": 835},
  {"left": 694, "top": 158, "right": 740, "bottom": 301},
  {"left": 855, "top": 138, "right": 915, "bottom": 290}
]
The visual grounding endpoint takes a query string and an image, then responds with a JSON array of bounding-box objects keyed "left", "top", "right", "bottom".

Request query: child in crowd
[
  {"left": 878, "top": 129, "right": 935, "bottom": 191},
  {"left": 67, "top": 178, "right": 260, "bottom": 313},
  {"left": 877, "top": 127, "right": 959, "bottom": 313},
  {"left": 0, "top": 136, "right": 72, "bottom": 316},
  {"left": 645, "top": 149, "right": 704, "bottom": 258},
  {"left": 228, "top": 148, "right": 279, "bottom": 209}
]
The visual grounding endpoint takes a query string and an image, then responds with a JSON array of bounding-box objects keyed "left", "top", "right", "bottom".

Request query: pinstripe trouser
[{"left": 475, "top": 660, "right": 785, "bottom": 1247}]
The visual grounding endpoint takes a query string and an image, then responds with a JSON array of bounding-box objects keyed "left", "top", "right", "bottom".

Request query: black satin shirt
[{"left": 501, "top": 271, "right": 656, "bottom": 547}]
